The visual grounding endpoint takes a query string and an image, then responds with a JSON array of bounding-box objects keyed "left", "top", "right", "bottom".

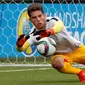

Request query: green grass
[{"left": 0, "top": 67, "right": 85, "bottom": 85}]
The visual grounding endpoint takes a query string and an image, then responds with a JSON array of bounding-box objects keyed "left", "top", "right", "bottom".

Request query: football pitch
[{"left": 0, "top": 66, "right": 85, "bottom": 85}]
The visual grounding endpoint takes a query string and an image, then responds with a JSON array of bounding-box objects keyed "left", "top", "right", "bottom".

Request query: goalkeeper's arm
[{"left": 33, "top": 20, "right": 64, "bottom": 38}]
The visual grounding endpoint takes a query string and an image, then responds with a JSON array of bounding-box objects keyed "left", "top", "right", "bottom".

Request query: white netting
[{"left": 0, "top": 0, "right": 85, "bottom": 67}]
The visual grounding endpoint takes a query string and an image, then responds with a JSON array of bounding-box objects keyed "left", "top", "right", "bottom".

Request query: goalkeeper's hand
[
  {"left": 16, "top": 34, "right": 30, "bottom": 47},
  {"left": 33, "top": 29, "right": 54, "bottom": 38},
  {"left": 16, "top": 29, "right": 54, "bottom": 48},
  {"left": 16, "top": 33, "right": 41, "bottom": 48}
]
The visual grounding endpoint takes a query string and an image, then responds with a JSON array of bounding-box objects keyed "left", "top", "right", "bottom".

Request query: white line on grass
[{"left": 0, "top": 68, "right": 53, "bottom": 73}]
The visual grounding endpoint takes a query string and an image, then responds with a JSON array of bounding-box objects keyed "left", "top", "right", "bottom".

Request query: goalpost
[{"left": 0, "top": 0, "right": 85, "bottom": 68}]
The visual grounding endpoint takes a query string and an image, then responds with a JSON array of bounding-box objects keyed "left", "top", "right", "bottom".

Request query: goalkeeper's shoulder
[
  {"left": 47, "top": 17, "right": 64, "bottom": 33},
  {"left": 46, "top": 16, "right": 62, "bottom": 23}
]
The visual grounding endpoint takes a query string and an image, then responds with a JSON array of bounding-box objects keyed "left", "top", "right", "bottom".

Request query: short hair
[{"left": 27, "top": 3, "right": 44, "bottom": 17}]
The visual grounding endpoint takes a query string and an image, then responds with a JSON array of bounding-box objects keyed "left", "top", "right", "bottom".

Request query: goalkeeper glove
[
  {"left": 16, "top": 33, "right": 41, "bottom": 48},
  {"left": 33, "top": 29, "right": 54, "bottom": 38},
  {"left": 16, "top": 34, "right": 30, "bottom": 47}
]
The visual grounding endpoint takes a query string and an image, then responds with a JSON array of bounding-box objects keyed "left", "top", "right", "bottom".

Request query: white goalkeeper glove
[{"left": 28, "top": 33, "right": 40, "bottom": 45}]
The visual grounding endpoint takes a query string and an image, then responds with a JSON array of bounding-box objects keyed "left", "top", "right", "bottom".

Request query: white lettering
[
  {"left": 77, "top": 13, "right": 83, "bottom": 28},
  {"left": 81, "top": 31, "right": 85, "bottom": 44},
  {"left": 65, "top": 12, "right": 72, "bottom": 28},
  {"left": 83, "top": 16, "right": 85, "bottom": 28},
  {"left": 72, "top": 12, "right": 77, "bottom": 28}
]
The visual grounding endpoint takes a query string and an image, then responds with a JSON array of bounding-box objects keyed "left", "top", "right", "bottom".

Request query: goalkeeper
[{"left": 16, "top": 3, "right": 85, "bottom": 82}]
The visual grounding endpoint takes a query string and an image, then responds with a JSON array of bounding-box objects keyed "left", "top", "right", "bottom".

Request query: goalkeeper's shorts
[{"left": 51, "top": 44, "right": 85, "bottom": 64}]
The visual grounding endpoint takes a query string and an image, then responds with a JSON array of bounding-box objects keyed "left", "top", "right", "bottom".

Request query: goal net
[{"left": 0, "top": 0, "right": 85, "bottom": 67}]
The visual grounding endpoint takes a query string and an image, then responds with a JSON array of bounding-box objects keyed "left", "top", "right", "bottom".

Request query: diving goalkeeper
[{"left": 16, "top": 3, "right": 85, "bottom": 82}]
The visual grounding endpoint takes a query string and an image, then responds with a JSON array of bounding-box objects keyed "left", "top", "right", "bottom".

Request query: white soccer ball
[{"left": 37, "top": 37, "right": 56, "bottom": 57}]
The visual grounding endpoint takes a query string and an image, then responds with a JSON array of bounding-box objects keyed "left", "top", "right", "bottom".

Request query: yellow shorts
[{"left": 51, "top": 44, "right": 85, "bottom": 64}]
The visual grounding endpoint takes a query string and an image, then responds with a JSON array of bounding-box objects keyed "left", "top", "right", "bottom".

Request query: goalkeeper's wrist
[{"left": 47, "top": 29, "right": 55, "bottom": 35}]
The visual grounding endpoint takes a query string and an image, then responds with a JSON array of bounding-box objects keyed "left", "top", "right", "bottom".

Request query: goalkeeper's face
[{"left": 30, "top": 10, "right": 46, "bottom": 30}]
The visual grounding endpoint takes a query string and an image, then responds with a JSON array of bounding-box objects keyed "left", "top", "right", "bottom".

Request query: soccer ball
[{"left": 37, "top": 37, "right": 56, "bottom": 57}]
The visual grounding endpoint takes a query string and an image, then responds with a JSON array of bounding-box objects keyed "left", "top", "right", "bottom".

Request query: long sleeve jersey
[{"left": 31, "top": 17, "right": 81, "bottom": 54}]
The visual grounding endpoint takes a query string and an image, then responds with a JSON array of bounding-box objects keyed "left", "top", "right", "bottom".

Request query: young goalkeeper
[{"left": 16, "top": 3, "right": 85, "bottom": 82}]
